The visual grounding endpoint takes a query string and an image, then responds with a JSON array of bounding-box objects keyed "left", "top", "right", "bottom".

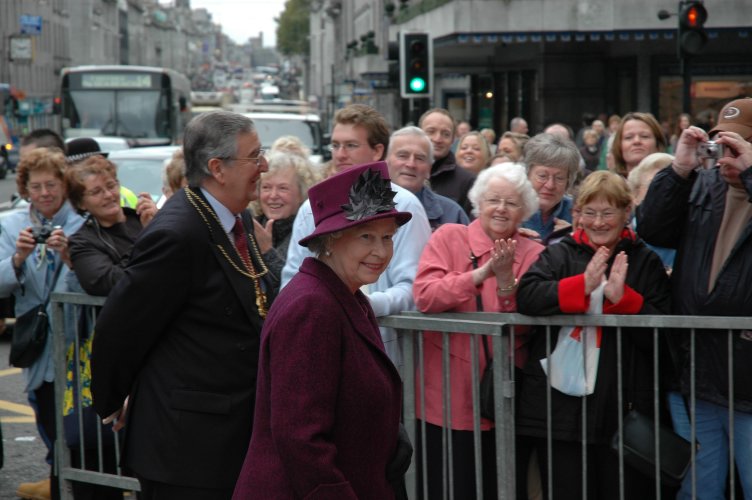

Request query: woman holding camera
[{"left": 0, "top": 148, "right": 84, "bottom": 500}]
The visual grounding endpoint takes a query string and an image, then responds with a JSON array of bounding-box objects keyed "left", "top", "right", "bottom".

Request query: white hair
[{"left": 468, "top": 162, "right": 539, "bottom": 219}]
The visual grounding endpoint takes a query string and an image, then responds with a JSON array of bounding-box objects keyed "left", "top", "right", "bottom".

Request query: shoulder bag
[{"left": 9, "top": 263, "right": 63, "bottom": 368}]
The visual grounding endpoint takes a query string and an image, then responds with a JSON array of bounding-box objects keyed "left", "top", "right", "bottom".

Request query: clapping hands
[{"left": 584, "top": 247, "right": 628, "bottom": 303}]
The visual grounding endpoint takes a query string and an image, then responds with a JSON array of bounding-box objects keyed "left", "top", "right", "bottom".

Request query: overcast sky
[{"left": 170, "top": 0, "right": 286, "bottom": 47}]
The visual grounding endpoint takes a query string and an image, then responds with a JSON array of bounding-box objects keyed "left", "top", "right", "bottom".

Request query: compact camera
[
  {"left": 697, "top": 140, "right": 724, "bottom": 161},
  {"left": 31, "top": 225, "right": 61, "bottom": 244}
]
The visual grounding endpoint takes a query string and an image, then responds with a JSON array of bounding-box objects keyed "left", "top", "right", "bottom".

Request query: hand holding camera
[
  {"left": 672, "top": 126, "right": 709, "bottom": 178},
  {"left": 30, "top": 224, "right": 61, "bottom": 244},
  {"left": 712, "top": 131, "right": 752, "bottom": 179}
]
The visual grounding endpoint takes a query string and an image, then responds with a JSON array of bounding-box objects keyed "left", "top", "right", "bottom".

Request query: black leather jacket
[{"left": 637, "top": 165, "right": 752, "bottom": 412}]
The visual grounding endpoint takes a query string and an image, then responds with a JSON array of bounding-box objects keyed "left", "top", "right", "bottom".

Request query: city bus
[{"left": 59, "top": 65, "right": 191, "bottom": 146}]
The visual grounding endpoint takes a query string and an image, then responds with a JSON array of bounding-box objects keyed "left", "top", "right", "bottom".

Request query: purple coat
[{"left": 233, "top": 257, "right": 402, "bottom": 500}]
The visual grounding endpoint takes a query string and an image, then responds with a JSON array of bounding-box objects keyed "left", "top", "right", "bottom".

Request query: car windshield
[
  {"left": 252, "top": 118, "right": 318, "bottom": 150},
  {"left": 112, "top": 158, "right": 165, "bottom": 201}
]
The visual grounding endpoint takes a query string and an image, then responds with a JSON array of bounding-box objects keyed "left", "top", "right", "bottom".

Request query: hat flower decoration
[{"left": 341, "top": 168, "right": 397, "bottom": 221}]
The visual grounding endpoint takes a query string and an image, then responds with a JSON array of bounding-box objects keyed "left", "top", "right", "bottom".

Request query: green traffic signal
[{"left": 409, "top": 77, "right": 427, "bottom": 93}]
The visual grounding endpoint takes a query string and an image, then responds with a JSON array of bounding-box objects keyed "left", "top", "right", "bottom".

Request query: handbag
[
  {"left": 470, "top": 252, "right": 495, "bottom": 421},
  {"left": 540, "top": 283, "right": 604, "bottom": 396},
  {"left": 611, "top": 410, "right": 692, "bottom": 487},
  {"left": 9, "top": 263, "right": 63, "bottom": 368},
  {"left": 611, "top": 343, "right": 692, "bottom": 486}
]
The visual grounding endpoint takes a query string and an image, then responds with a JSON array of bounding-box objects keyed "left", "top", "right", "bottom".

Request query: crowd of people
[{"left": 0, "top": 97, "right": 750, "bottom": 500}]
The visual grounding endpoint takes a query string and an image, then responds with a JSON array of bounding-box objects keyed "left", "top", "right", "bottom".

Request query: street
[
  {"left": 0, "top": 173, "right": 18, "bottom": 208},
  {"left": 0, "top": 335, "right": 50, "bottom": 499}
]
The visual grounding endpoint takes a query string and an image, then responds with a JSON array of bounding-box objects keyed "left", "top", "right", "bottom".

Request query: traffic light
[
  {"left": 678, "top": 1, "right": 708, "bottom": 57},
  {"left": 400, "top": 32, "right": 432, "bottom": 98}
]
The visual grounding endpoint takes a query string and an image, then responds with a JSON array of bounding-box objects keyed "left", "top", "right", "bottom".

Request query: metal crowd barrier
[
  {"left": 380, "top": 311, "right": 752, "bottom": 500},
  {"left": 50, "top": 291, "right": 749, "bottom": 499},
  {"left": 51, "top": 292, "right": 140, "bottom": 500}
]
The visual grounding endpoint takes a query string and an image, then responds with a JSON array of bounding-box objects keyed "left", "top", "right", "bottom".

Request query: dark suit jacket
[
  {"left": 233, "top": 257, "right": 402, "bottom": 500},
  {"left": 91, "top": 187, "right": 270, "bottom": 489}
]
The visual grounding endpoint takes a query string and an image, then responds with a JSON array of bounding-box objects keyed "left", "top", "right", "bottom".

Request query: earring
[{"left": 324, "top": 249, "right": 332, "bottom": 257}]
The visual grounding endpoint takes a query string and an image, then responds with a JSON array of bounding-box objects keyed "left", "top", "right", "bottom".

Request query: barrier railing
[
  {"left": 51, "top": 292, "right": 140, "bottom": 500},
  {"left": 49, "top": 291, "right": 750, "bottom": 499},
  {"left": 380, "top": 311, "right": 751, "bottom": 500}
]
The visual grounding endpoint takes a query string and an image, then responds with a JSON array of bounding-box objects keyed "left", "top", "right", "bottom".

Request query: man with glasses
[
  {"left": 520, "top": 133, "right": 581, "bottom": 243},
  {"left": 282, "top": 104, "right": 430, "bottom": 366},
  {"left": 91, "top": 111, "right": 276, "bottom": 499}
]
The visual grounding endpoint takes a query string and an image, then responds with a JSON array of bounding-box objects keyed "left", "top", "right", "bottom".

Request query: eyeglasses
[
  {"left": 533, "top": 171, "right": 568, "bottom": 186},
  {"left": 84, "top": 180, "right": 120, "bottom": 199},
  {"left": 225, "top": 149, "right": 267, "bottom": 167},
  {"left": 580, "top": 209, "right": 621, "bottom": 222},
  {"left": 483, "top": 198, "right": 522, "bottom": 211},
  {"left": 28, "top": 181, "right": 63, "bottom": 194},
  {"left": 327, "top": 142, "right": 362, "bottom": 152}
]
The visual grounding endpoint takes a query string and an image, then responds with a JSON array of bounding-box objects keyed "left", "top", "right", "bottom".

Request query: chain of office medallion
[{"left": 184, "top": 188, "right": 269, "bottom": 279}]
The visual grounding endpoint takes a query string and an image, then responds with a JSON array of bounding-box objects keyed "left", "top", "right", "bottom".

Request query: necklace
[{"left": 185, "top": 188, "right": 268, "bottom": 318}]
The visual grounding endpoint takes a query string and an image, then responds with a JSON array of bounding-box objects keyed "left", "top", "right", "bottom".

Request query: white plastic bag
[{"left": 540, "top": 283, "right": 604, "bottom": 396}]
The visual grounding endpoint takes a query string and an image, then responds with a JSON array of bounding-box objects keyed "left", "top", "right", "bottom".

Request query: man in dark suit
[{"left": 91, "top": 110, "right": 273, "bottom": 499}]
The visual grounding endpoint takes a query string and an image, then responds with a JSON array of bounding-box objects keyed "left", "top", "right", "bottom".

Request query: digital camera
[
  {"left": 31, "top": 225, "right": 61, "bottom": 244},
  {"left": 697, "top": 140, "right": 724, "bottom": 161}
]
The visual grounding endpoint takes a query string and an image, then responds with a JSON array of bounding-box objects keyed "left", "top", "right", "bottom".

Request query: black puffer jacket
[
  {"left": 516, "top": 229, "right": 671, "bottom": 443},
  {"left": 637, "top": 165, "right": 752, "bottom": 413}
]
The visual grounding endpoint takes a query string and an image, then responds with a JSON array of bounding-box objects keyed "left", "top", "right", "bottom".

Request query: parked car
[
  {"left": 227, "top": 108, "right": 328, "bottom": 166},
  {"left": 108, "top": 146, "right": 181, "bottom": 206}
]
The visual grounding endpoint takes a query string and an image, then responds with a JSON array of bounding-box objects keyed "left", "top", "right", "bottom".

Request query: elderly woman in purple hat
[{"left": 233, "top": 161, "right": 412, "bottom": 500}]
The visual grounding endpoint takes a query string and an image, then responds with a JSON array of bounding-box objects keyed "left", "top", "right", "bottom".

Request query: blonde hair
[{"left": 576, "top": 170, "right": 632, "bottom": 211}]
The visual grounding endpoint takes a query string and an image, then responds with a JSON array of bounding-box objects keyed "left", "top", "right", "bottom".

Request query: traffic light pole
[{"left": 681, "top": 56, "right": 691, "bottom": 114}]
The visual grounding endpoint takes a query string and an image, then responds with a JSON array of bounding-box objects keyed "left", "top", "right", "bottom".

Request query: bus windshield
[{"left": 63, "top": 89, "right": 168, "bottom": 139}]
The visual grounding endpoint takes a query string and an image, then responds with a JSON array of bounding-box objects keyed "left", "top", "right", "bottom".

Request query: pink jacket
[{"left": 413, "top": 220, "right": 544, "bottom": 430}]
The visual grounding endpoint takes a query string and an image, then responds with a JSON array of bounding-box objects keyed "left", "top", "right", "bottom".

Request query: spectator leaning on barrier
[
  {"left": 517, "top": 171, "right": 671, "bottom": 500},
  {"left": 636, "top": 97, "right": 752, "bottom": 500},
  {"left": 282, "top": 104, "right": 431, "bottom": 367},
  {"left": 66, "top": 155, "right": 157, "bottom": 296},
  {"left": 91, "top": 111, "right": 275, "bottom": 498},
  {"left": 0, "top": 148, "right": 84, "bottom": 500},
  {"left": 413, "top": 162, "right": 544, "bottom": 500},
  {"left": 386, "top": 126, "right": 469, "bottom": 231}
]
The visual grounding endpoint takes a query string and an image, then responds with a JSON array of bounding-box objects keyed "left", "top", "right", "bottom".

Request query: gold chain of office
[{"left": 185, "top": 188, "right": 268, "bottom": 318}]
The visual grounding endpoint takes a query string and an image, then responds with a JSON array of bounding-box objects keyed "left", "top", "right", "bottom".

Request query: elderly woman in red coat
[
  {"left": 413, "top": 162, "right": 545, "bottom": 499},
  {"left": 233, "top": 161, "right": 412, "bottom": 500}
]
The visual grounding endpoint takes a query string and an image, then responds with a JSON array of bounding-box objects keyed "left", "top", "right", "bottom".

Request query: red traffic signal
[{"left": 678, "top": 1, "right": 708, "bottom": 56}]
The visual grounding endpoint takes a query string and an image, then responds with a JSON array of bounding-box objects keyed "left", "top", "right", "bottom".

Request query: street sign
[
  {"left": 10, "top": 36, "right": 33, "bottom": 61},
  {"left": 20, "top": 15, "right": 43, "bottom": 36}
]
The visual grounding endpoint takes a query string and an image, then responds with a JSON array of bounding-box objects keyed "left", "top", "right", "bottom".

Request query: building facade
[
  {"left": 310, "top": 0, "right": 752, "bottom": 134},
  {"left": 0, "top": 0, "right": 263, "bottom": 136}
]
